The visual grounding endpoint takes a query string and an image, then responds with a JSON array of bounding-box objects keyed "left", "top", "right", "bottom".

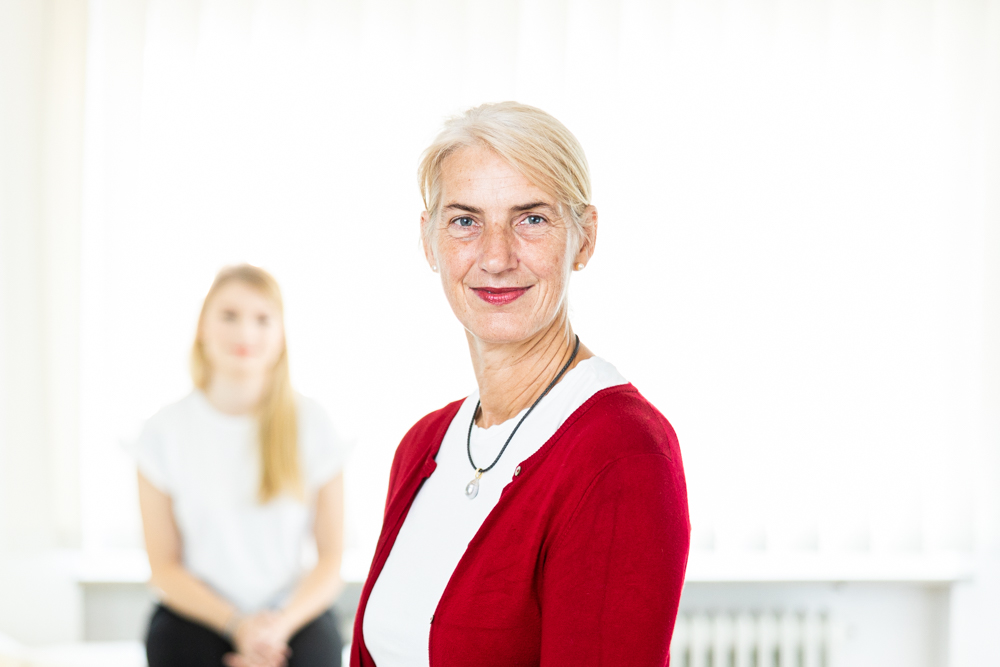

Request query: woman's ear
[
  {"left": 573, "top": 206, "right": 598, "bottom": 269},
  {"left": 421, "top": 211, "right": 438, "bottom": 272}
]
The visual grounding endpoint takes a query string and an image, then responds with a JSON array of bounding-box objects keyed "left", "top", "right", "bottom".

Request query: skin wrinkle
[{"left": 421, "top": 145, "right": 598, "bottom": 428}]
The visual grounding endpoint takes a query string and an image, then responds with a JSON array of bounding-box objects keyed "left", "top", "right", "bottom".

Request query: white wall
[
  {"left": 0, "top": 0, "right": 89, "bottom": 643},
  {"left": 78, "top": 0, "right": 999, "bottom": 567},
  {"left": 1, "top": 0, "right": 53, "bottom": 555},
  {"left": 948, "top": 3, "right": 1000, "bottom": 662},
  {"left": 0, "top": 0, "right": 87, "bottom": 553}
]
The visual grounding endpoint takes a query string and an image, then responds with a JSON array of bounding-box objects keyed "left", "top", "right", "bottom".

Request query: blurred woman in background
[{"left": 136, "top": 264, "right": 345, "bottom": 667}]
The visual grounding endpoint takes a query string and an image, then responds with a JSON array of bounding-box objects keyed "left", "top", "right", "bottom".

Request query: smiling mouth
[{"left": 471, "top": 286, "right": 532, "bottom": 305}]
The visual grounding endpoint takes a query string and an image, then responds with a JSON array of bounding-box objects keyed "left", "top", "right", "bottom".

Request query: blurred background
[{"left": 1, "top": 0, "right": 999, "bottom": 665}]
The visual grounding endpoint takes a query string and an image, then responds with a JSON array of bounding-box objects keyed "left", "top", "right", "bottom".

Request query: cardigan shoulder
[
  {"left": 504, "top": 383, "right": 687, "bottom": 549},
  {"left": 401, "top": 399, "right": 464, "bottom": 458},
  {"left": 384, "top": 399, "right": 463, "bottom": 509},
  {"left": 536, "top": 383, "right": 681, "bottom": 478},
  {"left": 396, "top": 398, "right": 463, "bottom": 458}
]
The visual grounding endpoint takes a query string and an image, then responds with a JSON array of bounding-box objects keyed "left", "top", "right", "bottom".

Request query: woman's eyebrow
[
  {"left": 510, "top": 201, "right": 551, "bottom": 213},
  {"left": 443, "top": 202, "right": 483, "bottom": 214}
]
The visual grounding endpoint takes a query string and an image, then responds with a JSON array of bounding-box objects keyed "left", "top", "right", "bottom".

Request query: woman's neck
[
  {"left": 468, "top": 317, "right": 593, "bottom": 428},
  {"left": 204, "top": 372, "right": 268, "bottom": 416}
]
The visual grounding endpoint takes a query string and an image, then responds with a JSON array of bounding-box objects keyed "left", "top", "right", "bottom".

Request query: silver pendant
[{"left": 465, "top": 469, "right": 483, "bottom": 499}]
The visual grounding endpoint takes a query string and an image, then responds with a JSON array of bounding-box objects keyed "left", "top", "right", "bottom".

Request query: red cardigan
[{"left": 350, "top": 384, "right": 690, "bottom": 666}]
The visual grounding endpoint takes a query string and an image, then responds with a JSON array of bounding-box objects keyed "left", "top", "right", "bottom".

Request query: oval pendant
[{"left": 465, "top": 476, "right": 480, "bottom": 499}]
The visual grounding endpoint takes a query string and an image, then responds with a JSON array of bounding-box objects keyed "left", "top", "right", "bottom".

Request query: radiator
[{"left": 670, "top": 611, "right": 832, "bottom": 667}]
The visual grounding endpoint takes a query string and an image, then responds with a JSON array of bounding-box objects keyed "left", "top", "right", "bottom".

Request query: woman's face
[
  {"left": 200, "top": 281, "right": 285, "bottom": 380},
  {"left": 422, "top": 145, "right": 596, "bottom": 345}
]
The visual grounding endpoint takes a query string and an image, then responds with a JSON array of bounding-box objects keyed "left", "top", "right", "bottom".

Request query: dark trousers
[{"left": 146, "top": 604, "right": 343, "bottom": 667}]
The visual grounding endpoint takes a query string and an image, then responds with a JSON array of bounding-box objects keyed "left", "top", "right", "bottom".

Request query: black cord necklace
[{"left": 464, "top": 334, "right": 581, "bottom": 499}]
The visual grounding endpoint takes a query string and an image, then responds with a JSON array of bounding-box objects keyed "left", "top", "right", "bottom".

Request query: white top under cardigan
[
  {"left": 133, "top": 390, "right": 346, "bottom": 613},
  {"left": 363, "top": 357, "right": 628, "bottom": 667}
]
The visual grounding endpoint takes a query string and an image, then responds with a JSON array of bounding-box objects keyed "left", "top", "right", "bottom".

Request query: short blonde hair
[{"left": 418, "top": 102, "right": 592, "bottom": 239}]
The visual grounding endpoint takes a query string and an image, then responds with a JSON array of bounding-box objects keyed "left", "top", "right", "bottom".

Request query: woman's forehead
[
  {"left": 439, "top": 146, "right": 556, "bottom": 210},
  {"left": 211, "top": 282, "right": 278, "bottom": 310}
]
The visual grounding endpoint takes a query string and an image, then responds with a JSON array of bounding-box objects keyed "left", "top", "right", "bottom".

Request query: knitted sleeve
[{"left": 540, "top": 452, "right": 690, "bottom": 666}]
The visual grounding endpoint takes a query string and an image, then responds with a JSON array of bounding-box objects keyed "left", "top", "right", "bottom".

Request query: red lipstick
[{"left": 471, "top": 286, "right": 531, "bottom": 305}]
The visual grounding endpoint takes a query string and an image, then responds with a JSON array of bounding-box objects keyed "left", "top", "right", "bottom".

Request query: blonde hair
[
  {"left": 191, "top": 264, "right": 302, "bottom": 503},
  {"left": 418, "top": 102, "right": 592, "bottom": 240}
]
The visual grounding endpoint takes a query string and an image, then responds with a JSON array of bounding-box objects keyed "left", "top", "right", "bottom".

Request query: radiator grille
[{"left": 670, "top": 611, "right": 831, "bottom": 667}]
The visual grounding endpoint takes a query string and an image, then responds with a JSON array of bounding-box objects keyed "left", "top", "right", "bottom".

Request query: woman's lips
[{"left": 471, "top": 286, "right": 531, "bottom": 305}]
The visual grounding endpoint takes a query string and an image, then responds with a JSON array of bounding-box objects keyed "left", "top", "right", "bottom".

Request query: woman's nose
[
  {"left": 236, "top": 318, "right": 257, "bottom": 341},
  {"left": 478, "top": 223, "right": 517, "bottom": 274}
]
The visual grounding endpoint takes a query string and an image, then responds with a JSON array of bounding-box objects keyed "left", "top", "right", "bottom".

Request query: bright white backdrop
[{"left": 78, "top": 0, "right": 997, "bottom": 584}]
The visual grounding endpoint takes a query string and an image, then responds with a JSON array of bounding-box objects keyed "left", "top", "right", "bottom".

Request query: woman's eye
[
  {"left": 222, "top": 311, "right": 237, "bottom": 322},
  {"left": 455, "top": 216, "right": 475, "bottom": 227},
  {"left": 525, "top": 215, "right": 545, "bottom": 225},
  {"left": 257, "top": 315, "right": 269, "bottom": 326}
]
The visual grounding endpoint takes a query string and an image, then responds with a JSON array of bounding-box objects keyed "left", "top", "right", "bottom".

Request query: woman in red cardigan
[{"left": 352, "top": 102, "right": 690, "bottom": 667}]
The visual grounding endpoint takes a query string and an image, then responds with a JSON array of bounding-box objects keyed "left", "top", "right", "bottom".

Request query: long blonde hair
[{"left": 191, "top": 264, "right": 302, "bottom": 503}]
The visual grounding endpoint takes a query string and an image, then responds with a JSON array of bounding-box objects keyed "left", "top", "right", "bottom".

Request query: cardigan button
[{"left": 514, "top": 465, "right": 521, "bottom": 476}]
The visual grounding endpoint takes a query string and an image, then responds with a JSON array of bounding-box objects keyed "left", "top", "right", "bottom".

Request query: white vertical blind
[{"left": 80, "top": 0, "right": 996, "bottom": 573}]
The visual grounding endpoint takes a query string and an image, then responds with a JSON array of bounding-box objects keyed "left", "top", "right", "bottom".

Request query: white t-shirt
[
  {"left": 133, "top": 390, "right": 345, "bottom": 613},
  {"left": 363, "top": 357, "right": 627, "bottom": 667}
]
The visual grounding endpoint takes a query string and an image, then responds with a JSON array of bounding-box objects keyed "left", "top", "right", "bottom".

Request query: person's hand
[{"left": 223, "top": 611, "right": 291, "bottom": 667}]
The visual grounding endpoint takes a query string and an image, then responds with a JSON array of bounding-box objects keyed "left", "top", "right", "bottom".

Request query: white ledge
[
  {"left": 66, "top": 548, "right": 975, "bottom": 586},
  {"left": 71, "top": 548, "right": 376, "bottom": 585},
  {"left": 684, "top": 550, "right": 974, "bottom": 584},
  {"left": 73, "top": 549, "right": 150, "bottom": 585}
]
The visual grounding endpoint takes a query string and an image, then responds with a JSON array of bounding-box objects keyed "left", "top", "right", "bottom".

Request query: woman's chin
[
  {"left": 214, "top": 359, "right": 268, "bottom": 378},
  {"left": 462, "top": 317, "right": 546, "bottom": 346}
]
